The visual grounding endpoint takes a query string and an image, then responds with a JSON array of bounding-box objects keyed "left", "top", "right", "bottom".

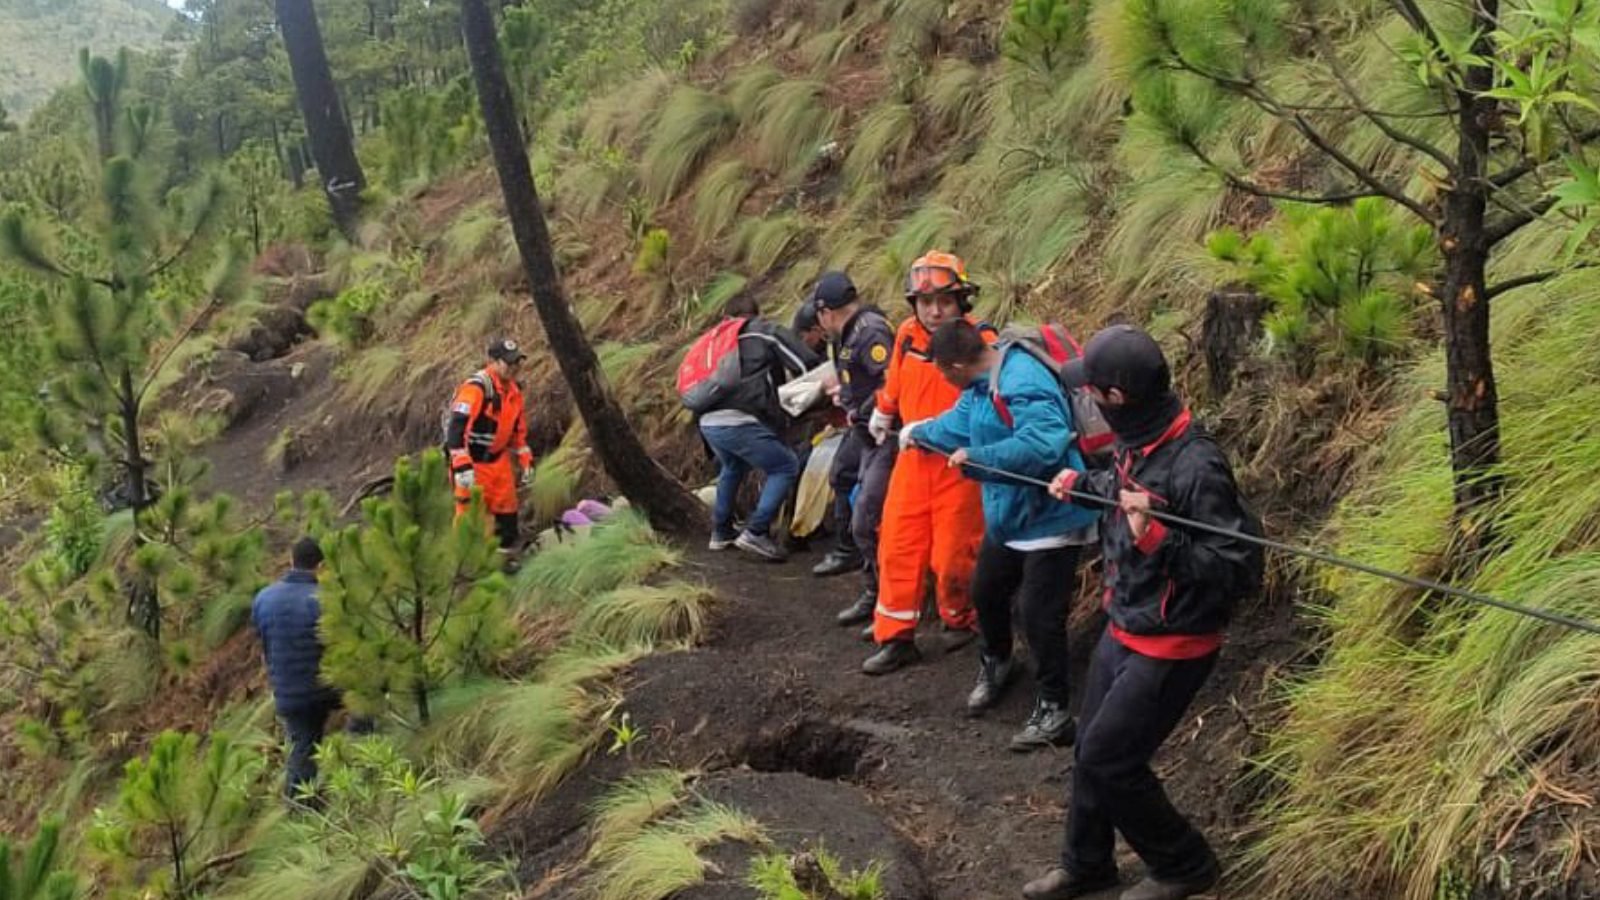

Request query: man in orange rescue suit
[
  {"left": 446, "top": 338, "right": 533, "bottom": 555},
  {"left": 862, "top": 252, "right": 992, "bottom": 675}
]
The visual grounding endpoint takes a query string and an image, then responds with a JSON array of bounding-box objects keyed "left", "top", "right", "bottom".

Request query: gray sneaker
[
  {"left": 1010, "top": 698, "right": 1075, "bottom": 751},
  {"left": 735, "top": 530, "right": 787, "bottom": 562},
  {"left": 708, "top": 531, "right": 737, "bottom": 551}
]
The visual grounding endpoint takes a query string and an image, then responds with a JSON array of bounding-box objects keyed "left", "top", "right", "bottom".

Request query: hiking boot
[
  {"left": 1118, "top": 866, "right": 1219, "bottom": 900},
  {"left": 862, "top": 640, "right": 921, "bottom": 675},
  {"left": 499, "top": 550, "right": 521, "bottom": 575},
  {"left": 708, "top": 531, "right": 737, "bottom": 552},
  {"left": 1010, "top": 698, "right": 1076, "bottom": 752},
  {"left": 859, "top": 622, "right": 876, "bottom": 642},
  {"left": 941, "top": 623, "right": 978, "bottom": 652},
  {"left": 1022, "top": 867, "right": 1121, "bottom": 900},
  {"left": 812, "top": 550, "right": 863, "bottom": 578},
  {"left": 835, "top": 591, "right": 875, "bottom": 626},
  {"left": 966, "top": 654, "right": 1015, "bottom": 717},
  {"left": 735, "top": 531, "right": 787, "bottom": 562}
]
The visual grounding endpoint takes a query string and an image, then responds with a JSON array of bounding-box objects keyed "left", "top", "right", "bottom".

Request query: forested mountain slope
[{"left": 0, "top": 0, "right": 185, "bottom": 120}]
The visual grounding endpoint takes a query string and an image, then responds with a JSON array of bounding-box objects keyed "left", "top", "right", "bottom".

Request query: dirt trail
[{"left": 509, "top": 543, "right": 1300, "bottom": 899}]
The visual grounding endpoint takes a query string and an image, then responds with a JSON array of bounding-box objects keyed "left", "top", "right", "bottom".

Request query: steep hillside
[{"left": 0, "top": 0, "right": 185, "bottom": 120}]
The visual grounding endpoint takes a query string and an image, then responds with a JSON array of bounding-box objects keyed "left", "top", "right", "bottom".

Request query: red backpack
[
  {"left": 993, "top": 323, "right": 1115, "bottom": 464},
  {"left": 677, "top": 317, "right": 749, "bottom": 414}
]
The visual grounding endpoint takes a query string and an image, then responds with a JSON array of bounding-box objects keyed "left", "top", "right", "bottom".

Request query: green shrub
[
  {"left": 0, "top": 818, "right": 80, "bottom": 900},
  {"left": 635, "top": 227, "right": 672, "bottom": 275},
  {"left": 748, "top": 846, "right": 886, "bottom": 900}
]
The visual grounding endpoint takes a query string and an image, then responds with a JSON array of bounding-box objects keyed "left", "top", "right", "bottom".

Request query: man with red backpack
[
  {"left": 682, "top": 295, "right": 817, "bottom": 562},
  {"left": 902, "top": 318, "right": 1101, "bottom": 750}
]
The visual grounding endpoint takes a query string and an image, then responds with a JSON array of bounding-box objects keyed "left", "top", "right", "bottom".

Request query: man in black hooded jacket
[{"left": 1025, "top": 325, "right": 1264, "bottom": 900}]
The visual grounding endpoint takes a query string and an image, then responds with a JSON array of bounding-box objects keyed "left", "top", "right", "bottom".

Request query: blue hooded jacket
[
  {"left": 251, "top": 570, "right": 339, "bottom": 714},
  {"left": 914, "top": 346, "right": 1100, "bottom": 545}
]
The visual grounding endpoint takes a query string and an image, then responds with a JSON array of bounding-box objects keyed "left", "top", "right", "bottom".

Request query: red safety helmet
[{"left": 905, "top": 250, "right": 979, "bottom": 312}]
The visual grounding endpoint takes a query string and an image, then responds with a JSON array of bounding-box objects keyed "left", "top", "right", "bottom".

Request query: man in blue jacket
[
  {"left": 901, "top": 319, "right": 1099, "bottom": 750},
  {"left": 251, "top": 536, "right": 343, "bottom": 802}
]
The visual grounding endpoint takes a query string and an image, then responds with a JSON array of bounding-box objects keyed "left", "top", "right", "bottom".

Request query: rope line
[{"left": 892, "top": 436, "right": 1600, "bottom": 637}]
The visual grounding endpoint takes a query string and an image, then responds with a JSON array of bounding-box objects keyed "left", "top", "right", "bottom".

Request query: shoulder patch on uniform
[
  {"left": 452, "top": 402, "right": 472, "bottom": 415},
  {"left": 869, "top": 343, "right": 889, "bottom": 363}
]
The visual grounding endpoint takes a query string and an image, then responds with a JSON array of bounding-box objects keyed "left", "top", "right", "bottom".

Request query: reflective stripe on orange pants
[
  {"left": 453, "top": 454, "right": 519, "bottom": 517},
  {"left": 872, "top": 448, "right": 983, "bottom": 643}
]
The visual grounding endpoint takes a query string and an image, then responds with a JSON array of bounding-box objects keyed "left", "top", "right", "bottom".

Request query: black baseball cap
[
  {"left": 487, "top": 337, "right": 527, "bottom": 363},
  {"left": 810, "top": 271, "right": 858, "bottom": 310},
  {"left": 792, "top": 301, "right": 820, "bottom": 333},
  {"left": 1060, "top": 325, "right": 1171, "bottom": 401}
]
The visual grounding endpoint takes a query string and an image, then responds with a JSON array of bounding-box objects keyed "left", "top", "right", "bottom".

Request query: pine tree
[
  {"left": 318, "top": 451, "right": 512, "bottom": 727},
  {"left": 459, "top": 0, "right": 709, "bottom": 535},
  {"left": 88, "top": 731, "right": 262, "bottom": 899},
  {"left": 0, "top": 51, "right": 248, "bottom": 638},
  {"left": 1116, "top": 0, "right": 1600, "bottom": 535},
  {"left": 275, "top": 0, "right": 367, "bottom": 239},
  {"left": 0, "top": 819, "right": 80, "bottom": 900}
]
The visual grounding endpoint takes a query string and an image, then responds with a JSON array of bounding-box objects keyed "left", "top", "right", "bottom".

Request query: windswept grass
[
  {"left": 686, "top": 271, "right": 750, "bottom": 326},
  {"left": 583, "top": 68, "right": 675, "bottom": 151},
  {"left": 692, "top": 159, "right": 756, "bottom": 242},
  {"left": 641, "top": 86, "right": 738, "bottom": 203},
  {"left": 587, "top": 799, "right": 767, "bottom": 900},
  {"left": 1249, "top": 276, "right": 1600, "bottom": 900},
  {"left": 732, "top": 213, "right": 810, "bottom": 274},
  {"left": 843, "top": 102, "right": 917, "bottom": 190},
  {"left": 587, "top": 769, "right": 692, "bottom": 860},
  {"left": 729, "top": 65, "right": 784, "bottom": 125},
  {"left": 925, "top": 58, "right": 992, "bottom": 137},
  {"left": 442, "top": 203, "right": 506, "bottom": 266},
  {"left": 748, "top": 80, "right": 839, "bottom": 179},
  {"left": 512, "top": 511, "right": 681, "bottom": 608},
  {"left": 529, "top": 441, "right": 584, "bottom": 524},
  {"left": 573, "top": 582, "right": 718, "bottom": 649}
]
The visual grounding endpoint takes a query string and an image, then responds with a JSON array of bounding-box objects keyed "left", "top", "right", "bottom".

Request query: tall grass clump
[
  {"left": 641, "top": 86, "right": 738, "bottom": 203},
  {"left": 586, "top": 799, "right": 767, "bottom": 900},
  {"left": 573, "top": 582, "right": 718, "bottom": 649},
  {"left": 1248, "top": 274, "right": 1600, "bottom": 900},
  {"left": 693, "top": 160, "right": 756, "bottom": 242},
  {"left": 512, "top": 511, "right": 681, "bottom": 608},
  {"left": 731, "top": 213, "right": 810, "bottom": 274},
  {"left": 748, "top": 80, "right": 838, "bottom": 179},
  {"left": 843, "top": 102, "right": 917, "bottom": 190}
]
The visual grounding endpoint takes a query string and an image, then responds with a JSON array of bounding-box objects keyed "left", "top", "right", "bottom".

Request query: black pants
[
  {"left": 280, "top": 701, "right": 335, "bottom": 801},
  {"left": 828, "top": 428, "right": 866, "bottom": 556},
  {"left": 971, "top": 536, "right": 1081, "bottom": 704},
  {"left": 851, "top": 439, "right": 895, "bottom": 598},
  {"left": 1063, "top": 631, "right": 1219, "bottom": 883},
  {"left": 494, "top": 512, "right": 519, "bottom": 549}
]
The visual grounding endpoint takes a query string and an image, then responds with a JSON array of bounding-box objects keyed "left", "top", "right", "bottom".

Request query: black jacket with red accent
[{"left": 1076, "top": 411, "right": 1264, "bottom": 641}]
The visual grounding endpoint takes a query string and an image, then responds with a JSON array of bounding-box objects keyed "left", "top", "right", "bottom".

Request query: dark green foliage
[
  {"left": 1003, "top": 0, "right": 1088, "bottom": 74},
  {"left": 318, "top": 451, "right": 512, "bottom": 727},
  {"left": 0, "top": 818, "right": 80, "bottom": 900}
]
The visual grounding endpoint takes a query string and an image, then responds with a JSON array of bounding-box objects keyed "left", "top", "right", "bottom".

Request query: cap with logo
[
  {"left": 810, "top": 271, "right": 859, "bottom": 311},
  {"left": 487, "top": 337, "right": 527, "bottom": 364},
  {"left": 1059, "top": 325, "right": 1170, "bottom": 401}
]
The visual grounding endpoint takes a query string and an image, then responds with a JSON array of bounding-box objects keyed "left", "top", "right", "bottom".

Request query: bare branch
[
  {"left": 1179, "top": 137, "right": 1384, "bottom": 205},
  {"left": 1486, "top": 194, "right": 1559, "bottom": 247},
  {"left": 134, "top": 295, "right": 223, "bottom": 407},
  {"left": 1485, "top": 262, "right": 1599, "bottom": 299},
  {"left": 1311, "top": 26, "right": 1457, "bottom": 174},
  {"left": 1285, "top": 112, "right": 1438, "bottom": 223}
]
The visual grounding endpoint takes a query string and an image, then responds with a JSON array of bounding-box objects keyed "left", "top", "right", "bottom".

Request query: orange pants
[
  {"left": 453, "top": 455, "right": 519, "bottom": 516},
  {"left": 872, "top": 448, "right": 984, "bottom": 643}
]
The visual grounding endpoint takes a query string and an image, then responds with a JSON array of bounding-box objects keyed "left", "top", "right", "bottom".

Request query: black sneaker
[
  {"left": 735, "top": 531, "right": 787, "bottom": 562},
  {"left": 940, "top": 622, "right": 978, "bottom": 652},
  {"left": 1022, "top": 867, "right": 1121, "bottom": 900},
  {"left": 812, "top": 550, "right": 863, "bottom": 578},
  {"left": 862, "top": 639, "right": 921, "bottom": 675},
  {"left": 1118, "top": 863, "right": 1219, "bottom": 900},
  {"left": 1010, "top": 698, "right": 1076, "bottom": 751},
  {"left": 859, "top": 622, "right": 876, "bottom": 642},
  {"left": 966, "top": 654, "right": 1015, "bottom": 717},
  {"left": 835, "top": 591, "right": 874, "bottom": 626}
]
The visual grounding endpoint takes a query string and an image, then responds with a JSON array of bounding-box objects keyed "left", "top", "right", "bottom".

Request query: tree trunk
[
  {"left": 120, "top": 369, "right": 160, "bottom": 640},
  {"left": 458, "top": 0, "right": 708, "bottom": 536},
  {"left": 276, "top": 0, "right": 366, "bottom": 241},
  {"left": 1439, "top": 2, "right": 1504, "bottom": 538}
]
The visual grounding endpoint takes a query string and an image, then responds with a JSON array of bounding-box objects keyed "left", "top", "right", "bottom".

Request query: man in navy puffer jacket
[
  {"left": 902, "top": 319, "right": 1100, "bottom": 751},
  {"left": 252, "top": 536, "right": 343, "bottom": 801}
]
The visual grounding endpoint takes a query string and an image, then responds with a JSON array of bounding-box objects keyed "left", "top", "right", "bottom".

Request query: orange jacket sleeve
[{"left": 445, "top": 380, "right": 486, "bottom": 469}]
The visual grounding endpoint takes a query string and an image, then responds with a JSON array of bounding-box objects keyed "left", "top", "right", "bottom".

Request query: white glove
[
  {"left": 868, "top": 409, "right": 894, "bottom": 445},
  {"left": 453, "top": 469, "right": 475, "bottom": 491},
  {"left": 898, "top": 419, "right": 927, "bottom": 452}
]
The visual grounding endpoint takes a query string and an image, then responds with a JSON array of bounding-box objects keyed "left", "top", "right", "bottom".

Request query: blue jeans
[{"left": 700, "top": 421, "right": 799, "bottom": 539}]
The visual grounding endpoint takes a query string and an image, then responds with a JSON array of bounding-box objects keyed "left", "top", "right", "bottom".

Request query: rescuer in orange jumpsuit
[
  {"left": 861, "top": 252, "right": 992, "bottom": 676},
  {"left": 446, "top": 338, "right": 534, "bottom": 554}
]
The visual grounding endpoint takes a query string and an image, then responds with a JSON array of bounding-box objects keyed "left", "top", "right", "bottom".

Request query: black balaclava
[{"left": 1065, "top": 326, "right": 1183, "bottom": 449}]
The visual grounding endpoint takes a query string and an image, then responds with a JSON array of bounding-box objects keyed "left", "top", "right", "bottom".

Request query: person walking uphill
[
  {"left": 1025, "top": 326, "right": 1264, "bottom": 900},
  {"left": 252, "top": 537, "right": 348, "bottom": 804},
  {"left": 446, "top": 338, "right": 534, "bottom": 558},
  {"left": 903, "top": 319, "right": 1099, "bottom": 750},
  {"left": 809, "top": 272, "right": 897, "bottom": 630},
  {"left": 692, "top": 295, "right": 815, "bottom": 562},
  {"left": 862, "top": 251, "right": 993, "bottom": 675}
]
